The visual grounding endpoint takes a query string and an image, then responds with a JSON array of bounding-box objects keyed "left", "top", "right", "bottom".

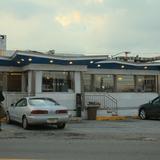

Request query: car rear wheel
[
  {"left": 6, "top": 112, "right": 12, "bottom": 124},
  {"left": 139, "top": 109, "right": 147, "bottom": 120},
  {"left": 57, "top": 123, "right": 66, "bottom": 129},
  {"left": 22, "top": 116, "right": 29, "bottom": 129}
]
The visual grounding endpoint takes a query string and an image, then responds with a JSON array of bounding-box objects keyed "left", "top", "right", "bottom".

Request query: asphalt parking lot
[
  {"left": 1, "top": 119, "right": 160, "bottom": 160},
  {"left": 1, "top": 118, "right": 160, "bottom": 141}
]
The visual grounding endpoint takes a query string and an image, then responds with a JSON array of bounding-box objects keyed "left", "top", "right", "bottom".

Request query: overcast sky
[{"left": 0, "top": 0, "right": 160, "bottom": 57}]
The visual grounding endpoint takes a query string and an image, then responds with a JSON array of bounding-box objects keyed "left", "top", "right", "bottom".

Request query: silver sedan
[{"left": 6, "top": 97, "right": 69, "bottom": 129}]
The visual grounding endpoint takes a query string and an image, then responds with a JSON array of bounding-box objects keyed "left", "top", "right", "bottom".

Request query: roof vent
[{"left": 48, "top": 50, "right": 55, "bottom": 55}]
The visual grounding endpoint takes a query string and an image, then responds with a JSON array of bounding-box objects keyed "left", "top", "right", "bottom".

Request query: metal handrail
[
  {"left": 105, "top": 94, "right": 118, "bottom": 115},
  {"left": 85, "top": 93, "right": 118, "bottom": 115}
]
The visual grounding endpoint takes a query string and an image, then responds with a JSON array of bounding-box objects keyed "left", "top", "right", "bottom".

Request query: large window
[
  {"left": 117, "top": 75, "right": 134, "bottom": 92},
  {"left": 94, "top": 75, "right": 114, "bottom": 92},
  {"left": 83, "top": 73, "right": 157, "bottom": 93},
  {"left": 83, "top": 74, "right": 92, "bottom": 92},
  {"left": 83, "top": 73, "right": 114, "bottom": 92},
  {"left": 136, "top": 75, "right": 156, "bottom": 92},
  {"left": 0, "top": 72, "right": 27, "bottom": 92},
  {"left": 7, "top": 73, "right": 22, "bottom": 91},
  {"left": 42, "top": 71, "right": 74, "bottom": 92}
]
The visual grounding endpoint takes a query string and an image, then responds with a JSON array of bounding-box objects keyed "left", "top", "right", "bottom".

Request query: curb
[
  {"left": 69, "top": 116, "right": 139, "bottom": 122},
  {"left": 96, "top": 116, "right": 139, "bottom": 121},
  {"left": 69, "top": 117, "right": 82, "bottom": 123}
]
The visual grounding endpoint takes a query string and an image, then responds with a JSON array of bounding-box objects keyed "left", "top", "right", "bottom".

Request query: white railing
[{"left": 85, "top": 93, "right": 118, "bottom": 115}]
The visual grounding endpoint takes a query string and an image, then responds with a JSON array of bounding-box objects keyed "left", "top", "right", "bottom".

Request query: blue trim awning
[{"left": 0, "top": 51, "right": 160, "bottom": 71}]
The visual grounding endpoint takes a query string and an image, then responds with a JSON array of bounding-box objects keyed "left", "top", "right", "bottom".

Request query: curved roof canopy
[{"left": 0, "top": 50, "right": 160, "bottom": 71}]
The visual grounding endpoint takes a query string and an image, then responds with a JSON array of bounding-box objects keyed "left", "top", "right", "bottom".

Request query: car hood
[
  {"left": 141, "top": 103, "right": 148, "bottom": 106},
  {"left": 139, "top": 102, "right": 150, "bottom": 109}
]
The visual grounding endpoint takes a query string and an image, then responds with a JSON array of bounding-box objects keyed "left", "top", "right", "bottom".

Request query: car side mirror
[
  {"left": 149, "top": 100, "right": 153, "bottom": 104},
  {"left": 11, "top": 103, "right": 15, "bottom": 107}
]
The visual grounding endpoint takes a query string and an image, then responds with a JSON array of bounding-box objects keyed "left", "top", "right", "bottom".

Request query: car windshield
[{"left": 28, "top": 98, "right": 60, "bottom": 107}]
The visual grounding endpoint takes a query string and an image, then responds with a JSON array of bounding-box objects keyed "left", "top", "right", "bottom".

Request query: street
[{"left": 1, "top": 119, "right": 160, "bottom": 160}]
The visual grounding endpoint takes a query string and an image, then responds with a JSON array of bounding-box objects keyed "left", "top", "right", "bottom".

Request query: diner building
[{"left": 0, "top": 35, "right": 160, "bottom": 118}]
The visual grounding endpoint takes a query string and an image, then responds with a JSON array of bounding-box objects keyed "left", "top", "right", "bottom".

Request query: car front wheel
[
  {"left": 139, "top": 109, "right": 147, "bottom": 120},
  {"left": 22, "top": 116, "right": 29, "bottom": 129},
  {"left": 57, "top": 123, "right": 66, "bottom": 129}
]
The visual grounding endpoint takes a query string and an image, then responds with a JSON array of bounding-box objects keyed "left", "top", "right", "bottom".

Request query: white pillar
[
  {"left": 35, "top": 71, "right": 42, "bottom": 94},
  {"left": 27, "top": 71, "right": 32, "bottom": 95},
  {"left": 74, "top": 72, "right": 81, "bottom": 93}
]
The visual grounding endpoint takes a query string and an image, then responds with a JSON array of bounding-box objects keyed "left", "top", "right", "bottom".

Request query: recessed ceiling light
[
  {"left": 90, "top": 61, "right": 94, "bottom": 64},
  {"left": 118, "top": 77, "right": 123, "bottom": 81},
  {"left": 28, "top": 58, "right": 32, "bottom": 62},
  {"left": 138, "top": 78, "right": 142, "bottom": 82}
]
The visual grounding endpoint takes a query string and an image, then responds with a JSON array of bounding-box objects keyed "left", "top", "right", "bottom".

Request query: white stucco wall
[
  {"left": 3, "top": 91, "right": 159, "bottom": 117},
  {"left": 110, "top": 92, "right": 158, "bottom": 108},
  {"left": 36, "top": 92, "right": 159, "bottom": 117},
  {"left": 85, "top": 92, "right": 159, "bottom": 117},
  {"left": 112, "top": 92, "right": 158, "bottom": 116}
]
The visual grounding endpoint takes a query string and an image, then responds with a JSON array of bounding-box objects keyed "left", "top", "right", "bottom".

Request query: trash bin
[{"left": 87, "top": 104, "right": 100, "bottom": 120}]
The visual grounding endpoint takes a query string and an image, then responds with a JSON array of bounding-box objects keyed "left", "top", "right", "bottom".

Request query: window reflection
[
  {"left": 83, "top": 73, "right": 157, "bottom": 93},
  {"left": 117, "top": 75, "right": 134, "bottom": 92},
  {"left": 94, "top": 75, "right": 114, "bottom": 92},
  {"left": 136, "top": 75, "right": 156, "bottom": 92},
  {"left": 42, "top": 71, "right": 74, "bottom": 92},
  {"left": 83, "top": 74, "right": 114, "bottom": 92}
]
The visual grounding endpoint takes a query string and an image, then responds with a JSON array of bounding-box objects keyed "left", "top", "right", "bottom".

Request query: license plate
[{"left": 47, "top": 118, "right": 58, "bottom": 123}]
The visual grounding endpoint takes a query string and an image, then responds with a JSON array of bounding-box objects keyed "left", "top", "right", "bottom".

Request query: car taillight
[
  {"left": 31, "top": 110, "right": 48, "bottom": 114},
  {"left": 56, "top": 110, "right": 68, "bottom": 114}
]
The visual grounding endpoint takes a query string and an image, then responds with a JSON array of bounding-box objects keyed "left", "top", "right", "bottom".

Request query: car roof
[{"left": 24, "top": 97, "right": 54, "bottom": 100}]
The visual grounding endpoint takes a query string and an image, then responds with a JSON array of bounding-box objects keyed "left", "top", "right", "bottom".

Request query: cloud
[
  {"left": 84, "top": 0, "right": 104, "bottom": 5},
  {"left": 0, "top": 0, "right": 160, "bottom": 56},
  {"left": 55, "top": 11, "right": 81, "bottom": 27},
  {"left": 55, "top": 10, "right": 108, "bottom": 31}
]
